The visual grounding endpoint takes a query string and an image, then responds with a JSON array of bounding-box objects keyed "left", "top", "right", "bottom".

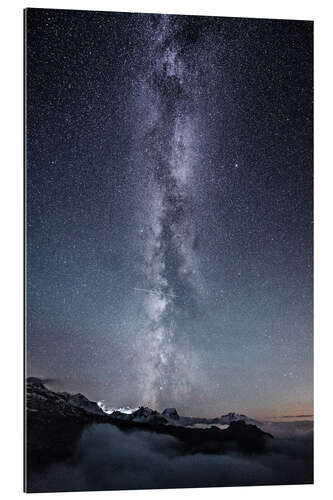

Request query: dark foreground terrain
[{"left": 25, "top": 378, "right": 313, "bottom": 492}]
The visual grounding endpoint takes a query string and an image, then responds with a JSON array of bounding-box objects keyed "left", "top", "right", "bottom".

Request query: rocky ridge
[{"left": 26, "top": 377, "right": 273, "bottom": 464}]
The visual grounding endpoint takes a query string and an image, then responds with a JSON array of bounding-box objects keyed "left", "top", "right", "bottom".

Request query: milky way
[
  {"left": 132, "top": 16, "right": 207, "bottom": 408},
  {"left": 26, "top": 9, "right": 313, "bottom": 417}
]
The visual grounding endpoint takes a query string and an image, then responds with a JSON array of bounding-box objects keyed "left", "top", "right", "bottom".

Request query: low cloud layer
[{"left": 28, "top": 423, "right": 313, "bottom": 492}]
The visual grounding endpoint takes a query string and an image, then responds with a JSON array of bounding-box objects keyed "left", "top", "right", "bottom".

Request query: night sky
[{"left": 26, "top": 9, "right": 313, "bottom": 418}]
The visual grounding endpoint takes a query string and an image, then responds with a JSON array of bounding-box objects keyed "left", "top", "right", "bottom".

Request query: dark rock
[
  {"left": 131, "top": 406, "right": 168, "bottom": 424},
  {"left": 26, "top": 377, "right": 45, "bottom": 389},
  {"left": 25, "top": 377, "right": 107, "bottom": 467},
  {"left": 109, "top": 410, "right": 132, "bottom": 421},
  {"left": 68, "top": 393, "right": 104, "bottom": 415},
  {"left": 162, "top": 407, "right": 180, "bottom": 420}
]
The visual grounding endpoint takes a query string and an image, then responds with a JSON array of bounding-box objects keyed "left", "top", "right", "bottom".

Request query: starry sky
[{"left": 26, "top": 9, "right": 313, "bottom": 419}]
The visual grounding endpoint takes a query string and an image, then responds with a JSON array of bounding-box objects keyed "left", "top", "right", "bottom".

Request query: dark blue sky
[{"left": 26, "top": 9, "right": 313, "bottom": 418}]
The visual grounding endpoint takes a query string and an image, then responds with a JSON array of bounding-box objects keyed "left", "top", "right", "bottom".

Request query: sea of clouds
[{"left": 28, "top": 421, "right": 313, "bottom": 492}]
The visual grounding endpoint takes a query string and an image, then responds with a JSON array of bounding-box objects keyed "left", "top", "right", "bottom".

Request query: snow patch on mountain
[{"left": 97, "top": 401, "right": 139, "bottom": 415}]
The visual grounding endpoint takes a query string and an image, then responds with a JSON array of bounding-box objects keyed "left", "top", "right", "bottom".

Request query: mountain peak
[
  {"left": 162, "top": 408, "right": 179, "bottom": 420},
  {"left": 27, "top": 377, "right": 45, "bottom": 388}
]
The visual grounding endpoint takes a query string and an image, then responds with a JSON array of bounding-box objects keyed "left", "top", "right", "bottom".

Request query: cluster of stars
[{"left": 26, "top": 9, "right": 312, "bottom": 419}]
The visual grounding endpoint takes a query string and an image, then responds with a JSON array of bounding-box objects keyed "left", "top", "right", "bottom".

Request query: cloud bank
[{"left": 28, "top": 423, "right": 313, "bottom": 492}]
